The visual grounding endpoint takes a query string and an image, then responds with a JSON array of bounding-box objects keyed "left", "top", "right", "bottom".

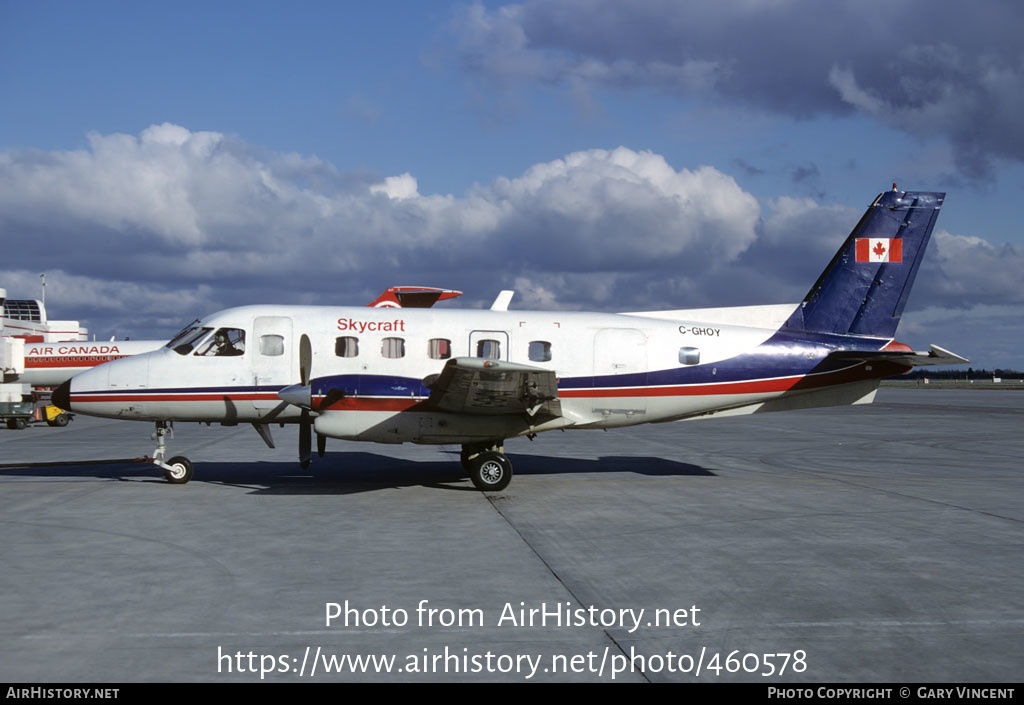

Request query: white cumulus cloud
[{"left": 1, "top": 124, "right": 1019, "bottom": 364}]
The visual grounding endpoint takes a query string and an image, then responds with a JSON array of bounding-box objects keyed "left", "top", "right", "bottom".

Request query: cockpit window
[
  {"left": 196, "top": 327, "right": 246, "bottom": 357},
  {"left": 168, "top": 326, "right": 213, "bottom": 355}
]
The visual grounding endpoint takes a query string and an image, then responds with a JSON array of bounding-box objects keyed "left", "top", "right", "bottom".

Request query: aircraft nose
[{"left": 53, "top": 380, "right": 71, "bottom": 411}]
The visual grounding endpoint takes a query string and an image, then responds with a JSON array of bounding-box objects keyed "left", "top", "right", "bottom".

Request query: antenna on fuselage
[{"left": 490, "top": 290, "right": 514, "bottom": 311}]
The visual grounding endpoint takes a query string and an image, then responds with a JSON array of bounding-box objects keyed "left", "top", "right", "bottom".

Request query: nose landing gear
[{"left": 150, "top": 421, "right": 193, "bottom": 484}]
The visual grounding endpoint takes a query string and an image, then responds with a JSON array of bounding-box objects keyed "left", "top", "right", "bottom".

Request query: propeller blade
[
  {"left": 299, "top": 334, "right": 312, "bottom": 386},
  {"left": 320, "top": 388, "right": 345, "bottom": 410},
  {"left": 317, "top": 433, "right": 326, "bottom": 458},
  {"left": 299, "top": 409, "right": 311, "bottom": 468},
  {"left": 297, "top": 333, "right": 313, "bottom": 468}
]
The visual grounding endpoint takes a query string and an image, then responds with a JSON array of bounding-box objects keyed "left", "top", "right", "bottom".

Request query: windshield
[
  {"left": 165, "top": 318, "right": 199, "bottom": 346},
  {"left": 167, "top": 326, "right": 213, "bottom": 355}
]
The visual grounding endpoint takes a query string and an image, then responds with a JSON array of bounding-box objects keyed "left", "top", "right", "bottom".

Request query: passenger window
[
  {"left": 335, "top": 336, "right": 359, "bottom": 358},
  {"left": 381, "top": 337, "right": 405, "bottom": 359},
  {"left": 260, "top": 334, "right": 284, "bottom": 357},
  {"left": 196, "top": 328, "right": 245, "bottom": 357},
  {"left": 428, "top": 338, "right": 451, "bottom": 360},
  {"left": 679, "top": 347, "right": 700, "bottom": 365},
  {"left": 529, "top": 341, "right": 552, "bottom": 362},
  {"left": 476, "top": 339, "right": 501, "bottom": 360}
]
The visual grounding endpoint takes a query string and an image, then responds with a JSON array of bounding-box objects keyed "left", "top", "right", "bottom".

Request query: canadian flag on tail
[{"left": 856, "top": 238, "right": 903, "bottom": 263}]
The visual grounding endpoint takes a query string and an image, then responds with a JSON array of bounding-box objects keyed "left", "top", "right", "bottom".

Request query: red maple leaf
[{"left": 873, "top": 241, "right": 887, "bottom": 258}]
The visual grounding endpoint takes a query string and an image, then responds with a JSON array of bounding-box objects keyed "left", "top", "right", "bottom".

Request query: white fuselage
[{"left": 64, "top": 303, "right": 887, "bottom": 444}]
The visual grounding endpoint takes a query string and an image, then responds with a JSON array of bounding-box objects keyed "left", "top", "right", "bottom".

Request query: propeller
[
  {"left": 298, "top": 334, "right": 312, "bottom": 468},
  {"left": 278, "top": 334, "right": 342, "bottom": 464}
]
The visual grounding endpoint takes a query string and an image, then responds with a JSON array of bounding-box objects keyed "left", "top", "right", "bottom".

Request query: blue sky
[{"left": 2, "top": 0, "right": 1022, "bottom": 368}]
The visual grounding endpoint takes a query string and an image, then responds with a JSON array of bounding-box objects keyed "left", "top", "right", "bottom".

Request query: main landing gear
[
  {"left": 461, "top": 443, "right": 513, "bottom": 492},
  {"left": 151, "top": 420, "right": 193, "bottom": 484}
]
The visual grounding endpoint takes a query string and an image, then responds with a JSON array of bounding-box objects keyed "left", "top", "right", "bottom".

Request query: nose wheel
[{"left": 163, "top": 456, "right": 194, "bottom": 484}]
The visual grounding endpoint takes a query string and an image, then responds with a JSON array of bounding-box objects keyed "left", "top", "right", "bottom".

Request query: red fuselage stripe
[
  {"left": 559, "top": 375, "right": 805, "bottom": 398},
  {"left": 316, "top": 397, "right": 422, "bottom": 412}
]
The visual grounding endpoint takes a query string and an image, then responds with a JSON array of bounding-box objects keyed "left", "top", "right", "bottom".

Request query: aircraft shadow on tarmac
[{"left": 0, "top": 452, "right": 715, "bottom": 495}]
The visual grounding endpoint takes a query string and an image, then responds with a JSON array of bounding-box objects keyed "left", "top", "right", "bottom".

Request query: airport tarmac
[{"left": 1, "top": 388, "right": 1021, "bottom": 682}]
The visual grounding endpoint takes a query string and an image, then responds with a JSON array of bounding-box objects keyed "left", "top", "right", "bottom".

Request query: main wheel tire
[
  {"left": 469, "top": 451, "right": 513, "bottom": 492},
  {"left": 163, "top": 456, "right": 194, "bottom": 484}
]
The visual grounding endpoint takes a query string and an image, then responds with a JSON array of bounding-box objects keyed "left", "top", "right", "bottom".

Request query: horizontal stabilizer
[{"left": 826, "top": 344, "right": 969, "bottom": 368}]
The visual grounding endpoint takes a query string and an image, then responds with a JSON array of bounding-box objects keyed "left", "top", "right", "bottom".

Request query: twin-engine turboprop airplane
[{"left": 54, "top": 188, "right": 967, "bottom": 490}]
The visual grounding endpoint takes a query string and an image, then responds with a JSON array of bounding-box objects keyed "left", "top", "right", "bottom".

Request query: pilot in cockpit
[{"left": 205, "top": 328, "right": 245, "bottom": 356}]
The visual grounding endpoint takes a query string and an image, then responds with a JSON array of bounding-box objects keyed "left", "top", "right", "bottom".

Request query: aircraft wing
[
  {"left": 422, "top": 358, "right": 561, "bottom": 418},
  {"left": 826, "top": 344, "right": 970, "bottom": 368}
]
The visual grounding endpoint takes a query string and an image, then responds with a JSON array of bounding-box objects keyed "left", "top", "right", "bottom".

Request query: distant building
[{"left": 0, "top": 287, "right": 87, "bottom": 342}]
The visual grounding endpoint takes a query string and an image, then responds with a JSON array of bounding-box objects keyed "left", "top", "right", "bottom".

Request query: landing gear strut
[
  {"left": 461, "top": 442, "right": 513, "bottom": 492},
  {"left": 151, "top": 420, "right": 193, "bottom": 484}
]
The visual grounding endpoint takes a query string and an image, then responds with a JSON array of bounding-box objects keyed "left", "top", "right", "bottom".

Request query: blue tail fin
[{"left": 784, "top": 188, "right": 944, "bottom": 339}]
